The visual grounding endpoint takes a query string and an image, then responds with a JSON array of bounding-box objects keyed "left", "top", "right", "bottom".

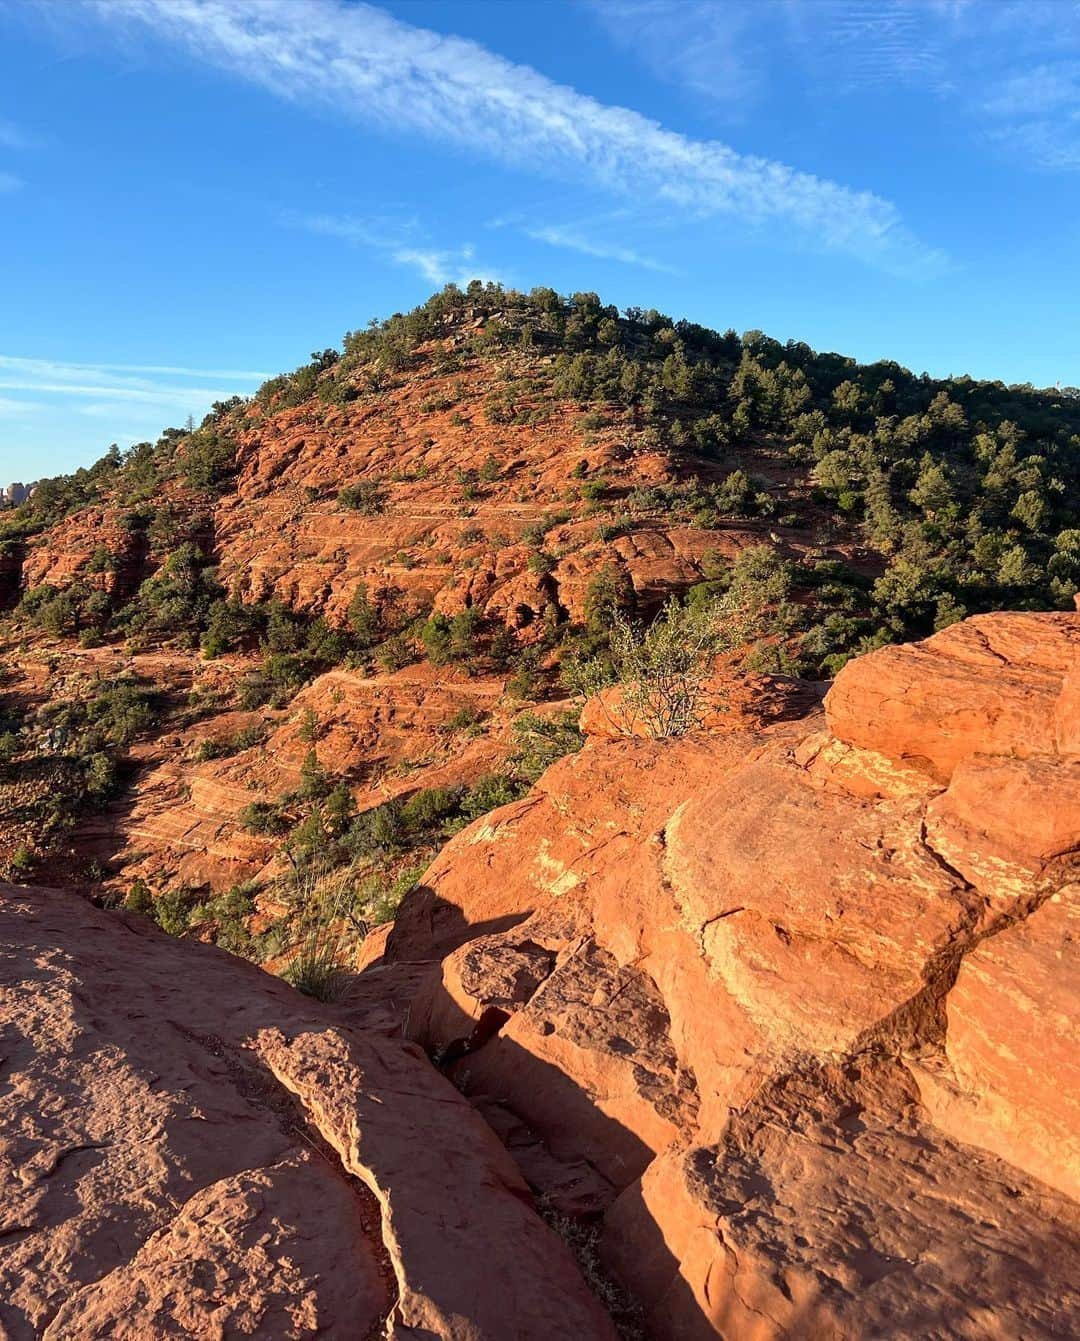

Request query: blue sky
[{"left": 1, "top": 0, "right": 1078, "bottom": 477}]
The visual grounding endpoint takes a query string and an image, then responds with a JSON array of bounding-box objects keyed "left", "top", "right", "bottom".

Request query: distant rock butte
[{"left": 1, "top": 609, "right": 1077, "bottom": 1338}]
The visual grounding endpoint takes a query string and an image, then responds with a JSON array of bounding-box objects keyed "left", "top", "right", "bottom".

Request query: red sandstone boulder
[
  {"left": 925, "top": 752, "right": 1080, "bottom": 899},
  {"left": 379, "top": 610, "right": 1080, "bottom": 1339},
  {"left": 664, "top": 754, "right": 970, "bottom": 1057},
  {"left": 0, "top": 884, "right": 617, "bottom": 1340},
  {"left": 916, "top": 893, "right": 1080, "bottom": 1203},
  {"left": 603, "top": 1061, "right": 1080, "bottom": 1340},
  {"left": 825, "top": 611, "right": 1079, "bottom": 780}
]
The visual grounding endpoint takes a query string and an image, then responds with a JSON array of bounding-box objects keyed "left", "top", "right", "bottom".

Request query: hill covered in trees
[
  {"left": 5, "top": 282, "right": 1078, "bottom": 657},
  {"left": 0, "top": 281, "right": 1077, "bottom": 957}
]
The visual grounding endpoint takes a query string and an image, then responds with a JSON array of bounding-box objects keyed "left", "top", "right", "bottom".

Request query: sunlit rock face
[
  {"left": 381, "top": 610, "right": 1079, "bottom": 1339},
  {"left": 0, "top": 883, "right": 618, "bottom": 1340}
]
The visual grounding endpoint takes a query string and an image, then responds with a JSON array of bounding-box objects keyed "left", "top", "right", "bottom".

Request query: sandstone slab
[
  {"left": 825, "top": 611, "right": 1079, "bottom": 780},
  {"left": 0, "top": 884, "right": 617, "bottom": 1340}
]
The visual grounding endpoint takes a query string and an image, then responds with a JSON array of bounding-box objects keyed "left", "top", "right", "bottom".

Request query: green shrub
[
  {"left": 0, "top": 730, "right": 19, "bottom": 778},
  {"left": 377, "top": 634, "right": 414, "bottom": 671},
  {"left": 299, "top": 748, "right": 331, "bottom": 800},
  {"left": 569, "top": 595, "right": 754, "bottom": 738},
  {"left": 240, "top": 801, "right": 290, "bottom": 836},
  {"left": 124, "top": 878, "right": 154, "bottom": 915},
  {"left": 154, "top": 886, "right": 197, "bottom": 937},
  {"left": 400, "top": 785, "right": 466, "bottom": 833},
  {"left": 195, "top": 723, "right": 265, "bottom": 762},
  {"left": 180, "top": 429, "right": 238, "bottom": 491},
  {"left": 510, "top": 711, "right": 585, "bottom": 782},
  {"left": 421, "top": 613, "right": 452, "bottom": 664},
  {"left": 347, "top": 582, "right": 380, "bottom": 647},
  {"left": 447, "top": 705, "right": 484, "bottom": 731},
  {"left": 338, "top": 481, "right": 387, "bottom": 514}
]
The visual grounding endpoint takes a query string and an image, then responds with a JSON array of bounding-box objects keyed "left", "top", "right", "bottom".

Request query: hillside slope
[{"left": 1, "top": 282, "right": 1077, "bottom": 954}]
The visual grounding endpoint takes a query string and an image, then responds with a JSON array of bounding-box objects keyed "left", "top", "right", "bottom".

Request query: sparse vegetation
[
  {"left": 567, "top": 595, "right": 756, "bottom": 738},
  {"left": 337, "top": 481, "right": 387, "bottom": 514}
]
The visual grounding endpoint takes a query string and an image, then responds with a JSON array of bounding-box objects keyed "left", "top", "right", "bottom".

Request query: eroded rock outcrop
[
  {"left": 373, "top": 611, "right": 1079, "bottom": 1338},
  {"left": 0, "top": 884, "right": 617, "bottom": 1339},
  {"left": 4, "top": 611, "right": 1076, "bottom": 1338},
  {"left": 824, "top": 610, "right": 1080, "bottom": 780}
]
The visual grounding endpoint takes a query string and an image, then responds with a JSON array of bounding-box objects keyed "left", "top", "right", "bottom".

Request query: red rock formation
[
  {"left": 0, "top": 883, "right": 616, "bottom": 1339},
  {"left": 371, "top": 611, "right": 1079, "bottom": 1338},
  {"left": 825, "top": 610, "right": 1079, "bottom": 781}
]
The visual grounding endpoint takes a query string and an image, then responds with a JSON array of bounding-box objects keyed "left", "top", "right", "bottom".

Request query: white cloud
[
  {"left": 522, "top": 223, "right": 678, "bottom": 274},
  {"left": 283, "top": 210, "right": 502, "bottom": 286},
  {"left": 0, "top": 378, "right": 226, "bottom": 404},
  {"left": 0, "top": 354, "right": 262, "bottom": 408},
  {"left": 87, "top": 359, "right": 269, "bottom": 378},
  {"left": 0, "top": 395, "right": 44, "bottom": 416},
  {"left": 393, "top": 247, "right": 464, "bottom": 286},
  {"left": 982, "top": 62, "right": 1080, "bottom": 170},
  {"left": 588, "top": 0, "right": 965, "bottom": 105},
  {"left": 78, "top": 400, "right": 193, "bottom": 419},
  {"left": 87, "top": 0, "right": 939, "bottom": 271},
  {"left": 279, "top": 209, "right": 407, "bottom": 249},
  {"left": 586, "top": 0, "right": 765, "bottom": 108},
  {"left": 1, "top": 118, "right": 35, "bottom": 196},
  {"left": 590, "top": 1, "right": 1080, "bottom": 173}
]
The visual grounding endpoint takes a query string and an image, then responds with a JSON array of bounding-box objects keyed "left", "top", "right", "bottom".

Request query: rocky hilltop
[
  {"left": 369, "top": 605, "right": 1079, "bottom": 1337},
  {"left": 1, "top": 608, "right": 1076, "bottom": 1337},
  {"left": 1, "top": 285, "right": 1078, "bottom": 936}
]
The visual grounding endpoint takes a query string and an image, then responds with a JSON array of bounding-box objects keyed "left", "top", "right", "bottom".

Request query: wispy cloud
[
  {"left": 982, "top": 62, "right": 1080, "bottom": 170},
  {"left": 590, "top": 1, "right": 1080, "bottom": 173},
  {"left": 78, "top": 400, "right": 178, "bottom": 420},
  {"left": 0, "top": 119, "right": 39, "bottom": 151},
  {"left": 586, "top": 0, "right": 765, "bottom": 109},
  {"left": 1, "top": 117, "right": 35, "bottom": 196},
  {"left": 392, "top": 245, "right": 494, "bottom": 286},
  {"left": 588, "top": 0, "right": 961, "bottom": 106},
  {"left": 58, "top": 358, "right": 268, "bottom": 379},
  {"left": 86, "top": 0, "right": 939, "bottom": 271},
  {"left": 790, "top": 0, "right": 958, "bottom": 93},
  {"left": 282, "top": 209, "right": 502, "bottom": 286},
  {"left": 0, "top": 354, "right": 263, "bottom": 408},
  {"left": 522, "top": 223, "right": 678, "bottom": 274},
  {"left": 0, "top": 395, "right": 44, "bottom": 417},
  {"left": 279, "top": 209, "right": 408, "bottom": 250}
]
